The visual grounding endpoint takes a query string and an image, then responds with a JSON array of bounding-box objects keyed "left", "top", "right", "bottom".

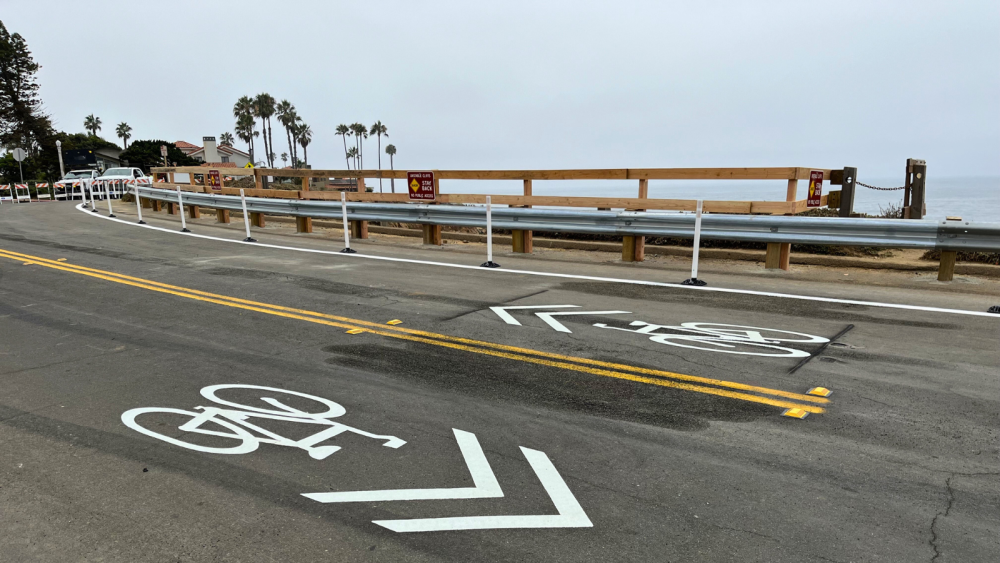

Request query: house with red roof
[{"left": 175, "top": 137, "right": 251, "bottom": 167}]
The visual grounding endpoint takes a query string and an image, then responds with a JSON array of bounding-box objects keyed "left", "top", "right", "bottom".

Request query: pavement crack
[{"left": 928, "top": 476, "right": 955, "bottom": 562}]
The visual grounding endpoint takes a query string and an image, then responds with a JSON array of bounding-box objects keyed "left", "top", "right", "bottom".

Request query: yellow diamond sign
[{"left": 409, "top": 178, "right": 420, "bottom": 193}]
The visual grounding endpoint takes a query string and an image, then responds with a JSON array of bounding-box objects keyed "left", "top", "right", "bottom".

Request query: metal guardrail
[{"left": 136, "top": 187, "right": 1000, "bottom": 251}]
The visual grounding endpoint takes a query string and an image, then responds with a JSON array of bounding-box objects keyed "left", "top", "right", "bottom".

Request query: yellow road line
[{"left": 0, "top": 248, "right": 825, "bottom": 413}]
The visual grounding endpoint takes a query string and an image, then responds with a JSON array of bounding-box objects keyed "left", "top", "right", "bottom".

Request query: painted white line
[
  {"left": 74, "top": 203, "right": 998, "bottom": 318},
  {"left": 374, "top": 446, "right": 592, "bottom": 533},
  {"left": 535, "top": 310, "right": 632, "bottom": 333},
  {"left": 302, "top": 429, "right": 502, "bottom": 503},
  {"left": 489, "top": 305, "right": 580, "bottom": 326}
]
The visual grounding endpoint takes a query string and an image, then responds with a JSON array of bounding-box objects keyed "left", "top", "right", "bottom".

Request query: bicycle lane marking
[{"left": 0, "top": 247, "right": 827, "bottom": 413}]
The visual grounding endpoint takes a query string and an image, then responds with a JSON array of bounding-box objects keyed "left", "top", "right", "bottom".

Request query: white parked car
[
  {"left": 95, "top": 167, "right": 151, "bottom": 198},
  {"left": 53, "top": 169, "right": 99, "bottom": 200}
]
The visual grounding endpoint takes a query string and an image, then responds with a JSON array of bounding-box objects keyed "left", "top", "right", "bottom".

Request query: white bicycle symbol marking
[
  {"left": 121, "top": 384, "right": 405, "bottom": 460},
  {"left": 593, "top": 322, "right": 829, "bottom": 357}
]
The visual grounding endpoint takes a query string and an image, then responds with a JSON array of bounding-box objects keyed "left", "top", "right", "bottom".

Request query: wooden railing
[{"left": 149, "top": 165, "right": 856, "bottom": 270}]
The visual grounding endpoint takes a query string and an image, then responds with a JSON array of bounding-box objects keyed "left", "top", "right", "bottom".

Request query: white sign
[
  {"left": 122, "top": 385, "right": 591, "bottom": 533},
  {"left": 11, "top": 148, "right": 26, "bottom": 162},
  {"left": 160, "top": 145, "right": 168, "bottom": 157}
]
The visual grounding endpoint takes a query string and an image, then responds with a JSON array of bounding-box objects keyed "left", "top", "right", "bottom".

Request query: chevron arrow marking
[
  {"left": 534, "top": 310, "right": 631, "bottom": 333},
  {"left": 489, "top": 304, "right": 579, "bottom": 326}
]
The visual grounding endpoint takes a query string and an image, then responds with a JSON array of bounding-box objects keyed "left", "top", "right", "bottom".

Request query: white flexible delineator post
[
  {"left": 90, "top": 181, "right": 100, "bottom": 212},
  {"left": 481, "top": 195, "right": 500, "bottom": 268},
  {"left": 683, "top": 199, "right": 706, "bottom": 286},
  {"left": 176, "top": 187, "right": 190, "bottom": 232},
  {"left": 106, "top": 182, "right": 116, "bottom": 217},
  {"left": 134, "top": 184, "right": 145, "bottom": 224},
  {"left": 339, "top": 191, "right": 356, "bottom": 253},
  {"left": 240, "top": 188, "right": 256, "bottom": 242}
]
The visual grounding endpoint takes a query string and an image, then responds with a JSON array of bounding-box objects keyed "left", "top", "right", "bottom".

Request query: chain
[{"left": 857, "top": 181, "right": 906, "bottom": 191}]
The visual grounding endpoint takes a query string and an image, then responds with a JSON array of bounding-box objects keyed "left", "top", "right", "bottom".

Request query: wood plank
[
  {"left": 219, "top": 188, "right": 301, "bottom": 199},
  {"left": 152, "top": 166, "right": 256, "bottom": 176}
]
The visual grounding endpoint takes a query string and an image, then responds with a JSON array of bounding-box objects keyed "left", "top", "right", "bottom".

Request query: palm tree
[
  {"left": 296, "top": 123, "right": 312, "bottom": 166},
  {"left": 254, "top": 93, "right": 276, "bottom": 167},
  {"left": 219, "top": 132, "right": 235, "bottom": 146},
  {"left": 370, "top": 121, "right": 388, "bottom": 192},
  {"left": 233, "top": 96, "right": 256, "bottom": 162},
  {"left": 84, "top": 114, "right": 101, "bottom": 136},
  {"left": 115, "top": 122, "right": 132, "bottom": 149},
  {"left": 385, "top": 144, "right": 397, "bottom": 193},
  {"left": 346, "top": 147, "right": 358, "bottom": 170},
  {"left": 336, "top": 124, "right": 350, "bottom": 169},
  {"left": 276, "top": 100, "right": 297, "bottom": 167},
  {"left": 350, "top": 123, "right": 367, "bottom": 169},
  {"left": 281, "top": 152, "right": 288, "bottom": 167}
]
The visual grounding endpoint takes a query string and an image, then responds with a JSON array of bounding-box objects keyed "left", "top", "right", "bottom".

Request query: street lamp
[{"left": 56, "top": 140, "right": 65, "bottom": 178}]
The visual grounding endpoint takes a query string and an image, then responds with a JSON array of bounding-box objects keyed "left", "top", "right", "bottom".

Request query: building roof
[
  {"left": 199, "top": 162, "right": 239, "bottom": 168},
  {"left": 175, "top": 140, "right": 250, "bottom": 159}
]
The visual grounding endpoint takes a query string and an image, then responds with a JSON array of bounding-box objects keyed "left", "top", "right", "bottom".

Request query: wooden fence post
[
  {"left": 217, "top": 209, "right": 231, "bottom": 223},
  {"left": 622, "top": 179, "right": 648, "bottom": 262},
  {"left": 771, "top": 178, "right": 797, "bottom": 270},
  {"left": 254, "top": 169, "right": 263, "bottom": 190},
  {"left": 512, "top": 179, "right": 534, "bottom": 253},
  {"left": 839, "top": 167, "right": 857, "bottom": 217},
  {"left": 422, "top": 172, "right": 442, "bottom": 245},
  {"left": 296, "top": 216, "right": 313, "bottom": 233},
  {"left": 349, "top": 175, "right": 369, "bottom": 239},
  {"left": 250, "top": 212, "right": 265, "bottom": 228},
  {"left": 937, "top": 250, "right": 957, "bottom": 281}
]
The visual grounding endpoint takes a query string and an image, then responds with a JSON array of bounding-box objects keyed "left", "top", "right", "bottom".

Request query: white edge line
[{"left": 72, "top": 203, "right": 999, "bottom": 318}]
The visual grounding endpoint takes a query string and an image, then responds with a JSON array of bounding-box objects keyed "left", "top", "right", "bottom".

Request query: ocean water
[{"left": 435, "top": 176, "right": 999, "bottom": 222}]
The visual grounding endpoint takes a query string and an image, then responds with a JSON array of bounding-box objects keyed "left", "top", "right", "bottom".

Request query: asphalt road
[{"left": 1, "top": 201, "right": 997, "bottom": 562}]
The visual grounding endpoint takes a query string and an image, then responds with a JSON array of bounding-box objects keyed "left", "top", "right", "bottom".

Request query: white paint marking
[
  {"left": 75, "top": 204, "right": 998, "bottom": 318},
  {"left": 535, "top": 310, "right": 631, "bottom": 333},
  {"left": 489, "top": 304, "right": 579, "bottom": 326},
  {"left": 373, "top": 446, "right": 592, "bottom": 532},
  {"left": 302, "top": 429, "right": 502, "bottom": 503}
]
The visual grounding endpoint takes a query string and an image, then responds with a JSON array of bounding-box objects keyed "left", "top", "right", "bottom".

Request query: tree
[
  {"left": 118, "top": 140, "right": 197, "bottom": 173},
  {"left": 350, "top": 123, "right": 367, "bottom": 169},
  {"left": 346, "top": 147, "right": 358, "bottom": 169},
  {"left": 336, "top": 124, "right": 350, "bottom": 169},
  {"left": 233, "top": 96, "right": 256, "bottom": 162},
  {"left": 276, "top": 100, "right": 297, "bottom": 167},
  {"left": 385, "top": 144, "right": 397, "bottom": 193},
  {"left": 115, "top": 122, "right": 132, "bottom": 148},
  {"left": 280, "top": 152, "right": 288, "bottom": 167},
  {"left": 84, "top": 114, "right": 101, "bottom": 136},
  {"left": 254, "top": 93, "right": 276, "bottom": 167},
  {"left": 369, "top": 121, "right": 388, "bottom": 192},
  {"left": 296, "top": 122, "right": 312, "bottom": 166},
  {"left": 219, "top": 132, "right": 235, "bottom": 146},
  {"left": 0, "top": 20, "right": 49, "bottom": 156}
]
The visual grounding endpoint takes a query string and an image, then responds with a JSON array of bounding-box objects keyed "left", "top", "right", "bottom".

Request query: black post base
[
  {"left": 137, "top": 220, "right": 146, "bottom": 225},
  {"left": 681, "top": 278, "right": 707, "bottom": 286},
  {"left": 988, "top": 305, "right": 1000, "bottom": 314},
  {"left": 91, "top": 208, "right": 100, "bottom": 213},
  {"left": 481, "top": 261, "right": 501, "bottom": 268},
  {"left": 181, "top": 228, "right": 191, "bottom": 233},
  {"left": 340, "top": 248, "right": 357, "bottom": 254},
  {"left": 243, "top": 237, "right": 257, "bottom": 242},
  {"left": 108, "top": 213, "right": 116, "bottom": 218}
]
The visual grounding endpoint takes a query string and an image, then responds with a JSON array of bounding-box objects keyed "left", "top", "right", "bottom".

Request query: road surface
[{"left": 1, "top": 201, "right": 997, "bottom": 562}]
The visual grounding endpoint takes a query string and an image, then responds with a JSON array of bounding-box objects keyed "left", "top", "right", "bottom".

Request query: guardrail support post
[
  {"left": 168, "top": 201, "right": 179, "bottom": 215},
  {"left": 512, "top": 179, "right": 534, "bottom": 253},
  {"left": 423, "top": 224, "right": 442, "bottom": 245},
  {"left": 765, "top": 243, "right": 782, "bottom": 269},
  {"left": 772, "top": 178, "right": 797, "bottom": 270},
  {"left": 189, "top": 205, "right": 200, "bottom": 219},
  {"left": 839, "top": 167, "right": 856, "bottom": 217},
  {"left": 250, "top": 212, "right": 265, "bottom": 228},
  {"left": 216, "top": 209, "right": 230, "bottom": 223},
  {"left": 621, "top": 179, "right": 648, "bottom": 262},
  {"left": 350, "top": 220, "right": 369, "bottom": 239},
  {"left": 937, "top": 250, "right": 957, "bottom": 281},
  {"left": 296, "top": 216, "right": 313, "bottom": 233},
  {"left": 151, "top": 199, "right": 162, "bottom": 212}
]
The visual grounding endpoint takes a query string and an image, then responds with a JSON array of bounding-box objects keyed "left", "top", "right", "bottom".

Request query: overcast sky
[{"left": 6, "top": 0, "right": 999, "bottom": 178}]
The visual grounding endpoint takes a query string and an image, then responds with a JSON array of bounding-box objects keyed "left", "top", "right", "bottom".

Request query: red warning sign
[
  {"left": 407, "top": 171, "right": 435, "bottom": 201},
  {"left": 207, "top": 170, "right": 222, "bottom": 192},
  {"left": 807, "top": 170, "right": 824, "bottom": 208}
]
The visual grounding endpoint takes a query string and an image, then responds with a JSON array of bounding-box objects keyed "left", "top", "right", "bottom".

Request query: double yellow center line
[{"left": 0, "top": 248, "right": 827, "bottom": 413}]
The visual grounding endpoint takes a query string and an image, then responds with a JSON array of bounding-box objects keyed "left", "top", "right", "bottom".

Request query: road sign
[
  {"left": 160, "top": 145, "right": 168, "bottom": 157},
  {"left": 243, "top": 162, "right": 254, "bottom": 169},
  {"left": 207, "top": 170, "right": 222, "bottom": 192},
  {"left": 11, "top": 148, "right": 26, "bottom": 162},
  {"left": 807, "top": 170, "right": 823, "bottom": 208},
  {"left": 407, "top": 171, "right": 435, "bottom": 201}
]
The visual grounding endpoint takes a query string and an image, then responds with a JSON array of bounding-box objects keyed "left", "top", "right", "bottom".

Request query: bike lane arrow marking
[
  {"left": 535, "top": 310, "right": 631, "bottom": 333},
  {"left": 303, "top": 429, "right": 502, "bottom": 502},
  {"left": 489, "top": 305, "right": 579, "bottom": 326},
  {"left": 375, "top": 446, "right": 592, "bottom": 533}
]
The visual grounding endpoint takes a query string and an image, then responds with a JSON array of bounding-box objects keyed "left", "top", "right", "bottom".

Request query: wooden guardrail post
[
  {"left": 937, "top": 250, "right": 957, "bottom": 281},
  {"left": 767, "top": 178, "right": 797, "bottom": 270},
  {"left": 622, "top": 179, "right": 648, "bottom": 262},
  {"left": 512, "top": 179, "right": 533, "bottom": 253},
  {"left": 250, "top": 212, "right": 265, "bottom": 228},
  {"left": 217, "top": 209, "right": 231, "bottom": 223},
  {"left": 349, "top": 175, "right": 370, "bottom": 239},
  {"left": 254, "top": 168, "right": 263, "bottom": 190},
  {"left": 422, "top": 173, "right": 442, "bottom": 245},
  {"left": 296, "top": 173, "right": 313, "bottom": 233}
]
